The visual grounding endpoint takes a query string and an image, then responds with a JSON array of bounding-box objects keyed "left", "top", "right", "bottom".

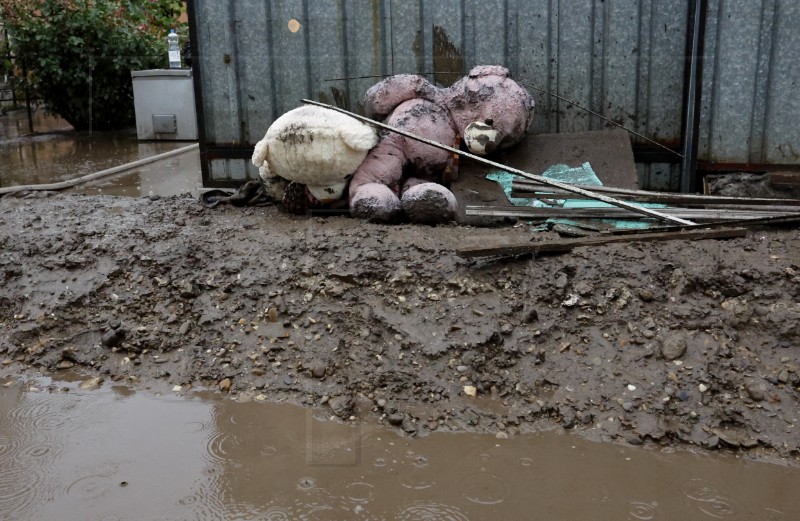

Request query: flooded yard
[
  {"left": 1, "top": 374, "right": 798, "bottom": 521},
  {"left": 0, "top": 108, "right": 200, "bottom": 198}
]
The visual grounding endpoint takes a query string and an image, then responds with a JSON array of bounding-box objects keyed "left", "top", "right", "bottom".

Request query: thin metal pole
[
  {"left": 301, "top": 98, "right": 696, "bottom": 226},
  {"left": 680, "top": 0, "right": 708, "bottom": 193}
]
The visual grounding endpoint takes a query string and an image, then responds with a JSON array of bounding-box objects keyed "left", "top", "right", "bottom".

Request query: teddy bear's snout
[{"left": 464, "top": 121, "right": 500, "bottom": 155}]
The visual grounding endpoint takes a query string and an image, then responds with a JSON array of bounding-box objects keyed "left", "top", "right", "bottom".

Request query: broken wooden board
[
  {"left": 457, "top": 227, "right": 748, "bottom": 258},
  {"left": 450, "top": 128, "right": 639, "bottom": 225}
]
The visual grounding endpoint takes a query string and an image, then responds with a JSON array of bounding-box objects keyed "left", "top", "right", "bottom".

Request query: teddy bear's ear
[{"left": 341, "top": 123, "right": 380, "bottom": 151}]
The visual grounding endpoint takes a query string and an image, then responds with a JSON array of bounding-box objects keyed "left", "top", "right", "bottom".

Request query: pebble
[
  {"left": 698, "top": 383, "right": 708, "bottom": 393},
  {"left": 311, "top": 364, "right": 326, "bottom": 379},
  {"left": 101, "top": 328, "right": 125, "bottom": 348},
  {"left": 778, "top": 369, "right": 790, "bottom": 384},
  {"left": 179, "top": 320, "right": 192, "bottom": 335},
  {"left": 627, "top": 436, "right": 643, "bottom": 446},
  {"left": 387, "top": 413, "right": 404, "bottom": 426},
  {"left": 456, "top": 365, "right": 469, "bottom": 373},
  {"left": 638, "top": 289, "right": 654, "bottom": 302},
  {"left": 56, "top": 360, "right": 75, "bottom": 370},
  {"left": 376, "top": 398, "right": 387, "bottom": 408},
  {"left": 401, "top": 418, "right": 417, "bottom": 434},
  {"left": 622, "top": 401, "right": 634, "bottom": 412},
  {"left": 746, "top": 381, "right": 765, "bottom": 401},
  {"left": 661, "top": 335, "right": 687, "bottom": 361},
  {"left": 496, "top": 432, "right": 509, "bottom": 439},
  {"left": 79, "top": 377, "right": 103, "bottom": 390},
  {"left": 218, "top": 378, "right": 232, "bottom": 392},
  {"left": 463, "top": 385, "right": 477, "bottom": 397},
  {"left": 328, "top": 395, "right": 353, "bottom": 419}
]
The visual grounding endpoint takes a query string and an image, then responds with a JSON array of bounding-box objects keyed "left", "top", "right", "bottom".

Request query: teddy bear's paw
[
  {"left": 401, "top": 183, "right": 458, "bottom": 225},
  {"left": 350, "top": 184, "right": 402, "bottom": 222}
]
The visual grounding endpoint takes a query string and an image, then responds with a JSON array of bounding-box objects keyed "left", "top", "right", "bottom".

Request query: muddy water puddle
[
  {"left": 1, "top": 376, "right": 798, "bottom": 521},
  {"left": 1, "top": 109, "right": 199, "bottom": 197}
]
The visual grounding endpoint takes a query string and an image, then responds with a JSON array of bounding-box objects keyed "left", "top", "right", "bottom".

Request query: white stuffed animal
[{"left": 251, "top": 105, "right": 378, "bottom": 206}]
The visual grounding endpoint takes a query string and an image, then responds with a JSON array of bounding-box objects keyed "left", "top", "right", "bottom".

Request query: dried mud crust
[{"left": 1, "top": 194, "right": 799, "bottom": 463}]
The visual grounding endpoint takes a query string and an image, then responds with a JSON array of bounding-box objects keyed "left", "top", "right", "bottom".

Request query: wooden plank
[
  {"left": 511, "top": 180, "right": 800, "bottom": 206},
  {"left": 457, "top": 228, "right": 748, "bottom": 258},
  {"left": 465, "top": 206, "right": 794, "bottom": 220}
]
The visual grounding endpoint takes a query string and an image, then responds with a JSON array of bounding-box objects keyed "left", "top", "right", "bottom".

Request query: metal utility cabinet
[{"left": 131, "top": 69, "right": 198, "bottom": 140}]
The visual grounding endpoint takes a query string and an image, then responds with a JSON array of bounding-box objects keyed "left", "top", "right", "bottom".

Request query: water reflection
[{"left": 1, "top": 377, "right": 798, "bottom": 520}]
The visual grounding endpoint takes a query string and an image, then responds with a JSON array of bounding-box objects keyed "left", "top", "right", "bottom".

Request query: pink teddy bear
[{"left": 349, "top": 65, "right": 535, "bottom": 224}]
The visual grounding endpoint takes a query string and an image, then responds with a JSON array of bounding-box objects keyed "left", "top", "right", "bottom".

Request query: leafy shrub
[{"left": 0, "top": 0, "right": 186, "bottom": 130}]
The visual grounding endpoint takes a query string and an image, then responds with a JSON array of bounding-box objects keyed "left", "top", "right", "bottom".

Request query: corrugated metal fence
[{"left": 189, "top": 0, "right": 800, "bottom": 190}]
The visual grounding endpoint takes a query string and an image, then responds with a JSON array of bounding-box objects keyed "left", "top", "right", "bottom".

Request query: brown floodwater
[
  {"left": 0, "top": 108, "right": 200, "bottom": 198},
  {"left": 1, "top": 375, "right": 797, "bottom": 521}
]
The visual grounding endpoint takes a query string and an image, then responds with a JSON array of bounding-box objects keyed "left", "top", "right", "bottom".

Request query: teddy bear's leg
[
  {"left": 349, "top": 138, "right": 405, "bottom": 222},
  {"left": 401, "top": 179, "right": 458, "bottom": 225}
]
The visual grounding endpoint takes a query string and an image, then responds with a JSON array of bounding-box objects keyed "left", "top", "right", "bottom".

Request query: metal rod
[
  {"left": 465, "top": 205, "right": 794, "bottom": 221},
  {"left": 680, "top": 0, "right": 708, "bottom": 192},
  {"left": 301, "top": 98, "right": 695, "bottom": 225}
]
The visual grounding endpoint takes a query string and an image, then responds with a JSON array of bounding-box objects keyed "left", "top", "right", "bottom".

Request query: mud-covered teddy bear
[
  {"left": 251, "top": 105, "right": 379, "bottom": 213},
  {"left": 349, "top": 65, "right": 535, "bottom": 224}
]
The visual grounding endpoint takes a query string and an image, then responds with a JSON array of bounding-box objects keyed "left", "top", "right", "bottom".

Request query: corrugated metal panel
[
  {"left": 700, "top": 0, "right": 800, "bottom": 164},
  {"left": 191, "top": 0, "right": 800, "bottom": 187}
]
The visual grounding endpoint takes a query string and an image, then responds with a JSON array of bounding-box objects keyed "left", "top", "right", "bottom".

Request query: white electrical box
[{"left": 131, "top": 69, "right": 198, "bottom": 140}]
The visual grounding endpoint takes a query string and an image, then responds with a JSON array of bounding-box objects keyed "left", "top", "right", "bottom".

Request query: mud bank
[{"left": 1, "top": 194, "right": 798, "bottom": 463}]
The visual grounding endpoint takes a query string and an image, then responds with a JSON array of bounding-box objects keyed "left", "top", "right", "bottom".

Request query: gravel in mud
[{"left": 1, "top": 194, "right": 798, "bottom": 463}]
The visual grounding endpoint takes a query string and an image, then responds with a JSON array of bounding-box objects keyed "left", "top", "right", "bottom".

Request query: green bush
[{"left": 0, "top": 0, "right": 186, "bottom": 130}]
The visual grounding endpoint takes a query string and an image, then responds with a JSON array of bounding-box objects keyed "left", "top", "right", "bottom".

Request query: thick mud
[{"left": 0, "top": 194, "right": 798, "bottom": 464}]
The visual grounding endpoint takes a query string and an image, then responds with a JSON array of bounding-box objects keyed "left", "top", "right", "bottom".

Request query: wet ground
[
  {"left": 1, "top": 111, "right": 799, "bottom": 518},
  {"left": 2, "top": 373, "right": 798, "bottom": 521}
]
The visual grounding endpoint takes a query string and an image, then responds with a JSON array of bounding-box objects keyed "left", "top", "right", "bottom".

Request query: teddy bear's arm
[
  {"left": 340, "top": 123, "right": 379, "bottom": 152},
  {"left": 251, "top": 137, "right": 275, "bottom": 179},
  {"left": 364, "top": 74, "right": 439, "bottom": 119}
]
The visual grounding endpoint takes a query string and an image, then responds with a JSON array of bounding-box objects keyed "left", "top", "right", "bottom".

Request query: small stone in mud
[
  {"left": 499, "top": 322, "right": 514, "bottom": 335},
  {"left": 622, "top": 401, "right": 634, "bottom": 412},
  {"left": 218, "top": 378, "right": 232, "bottom": 392},
  {"left": 627, "top": 436, "right": 643, "bottom": 446},
  {"left": 101, "top": 328, "right": 125, "bottom": 348},
  {"left": 660, "top": 335, "right": 687, "bottom": 361},
  {"left": 638, "top": 289, "right": 654, "bottom": 302},
  {"left": 328, "top": 395, "right": 353, "bottom": 419},
  {"left": 746, "top": 381, "right": 766, "bottom": 401},
  {"left": 401, "top": 418, "right": 417, "bottom": 434},
  {"left": 310, "top": 364, "right": 326, "bottom": 379},
  {"left": 387, "top": 413, "right": 404, "bottom": 426},
  {"left": 56, "top": 360, "right": 74, "bottom": 370},
  {"left": 778, "top": 369, "right": 790, "bottom": 384},
  {"left": 179, "top": 320, "right": 192, "bottom": 336},
  {"left": 79, "top": 377, "right": 103, "bottom": 390}
]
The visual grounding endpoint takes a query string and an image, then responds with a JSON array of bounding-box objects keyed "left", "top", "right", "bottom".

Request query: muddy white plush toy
[
  {"left": 251, "top": 105, "right": 379, "bottom": 213},
  {"left": 349, "top": 65, "right": 535, "bottom": 224}
]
